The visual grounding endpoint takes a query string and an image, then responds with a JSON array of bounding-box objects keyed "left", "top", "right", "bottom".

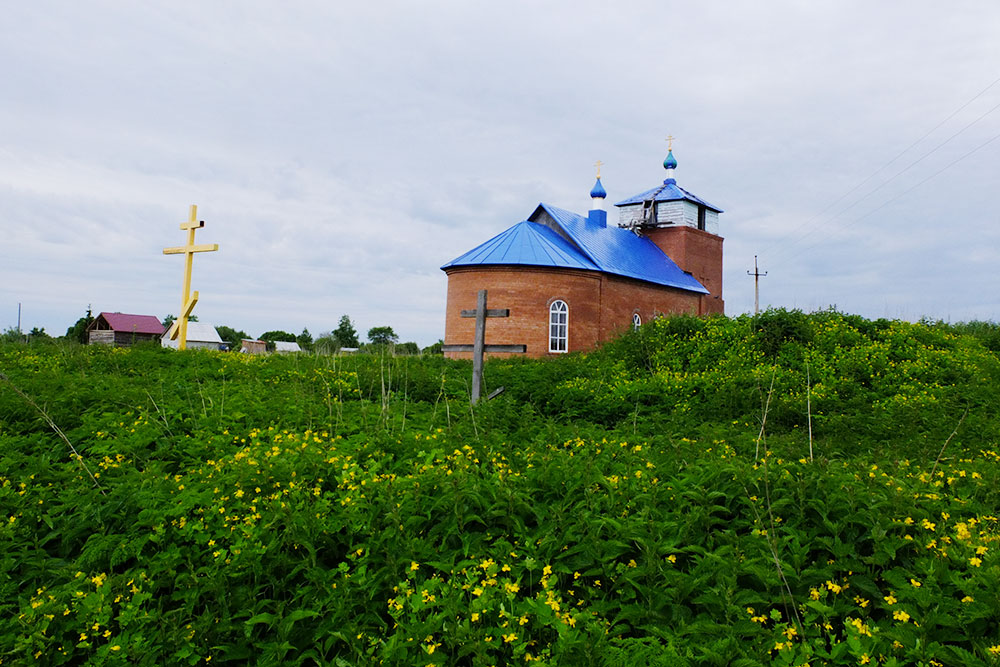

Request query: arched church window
[
  {"left": 549, "top": 300, "right": 568, "bottom": 353},
  {"left": 632, "top": 312, "right": 642, "bottom": 330}
]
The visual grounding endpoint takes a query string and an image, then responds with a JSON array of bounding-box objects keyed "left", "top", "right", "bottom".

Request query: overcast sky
[{"left": 3, "top": 1, "right": 999, "bottom": 345}]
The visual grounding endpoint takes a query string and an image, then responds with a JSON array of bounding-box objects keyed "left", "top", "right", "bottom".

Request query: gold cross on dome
[
  {"left": 594, "top": 159, "right": 604, "bottom": 178},
  {"left": 666, "top": 135, "right": 675, "bottom": 151},
  {"left": 162, "top": 204, "right": 219, "bottom": 350}
]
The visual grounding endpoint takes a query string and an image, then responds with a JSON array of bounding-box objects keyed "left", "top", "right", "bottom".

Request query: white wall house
[{"left": 161, "top": 322, "right": 225, "bottom": 350}]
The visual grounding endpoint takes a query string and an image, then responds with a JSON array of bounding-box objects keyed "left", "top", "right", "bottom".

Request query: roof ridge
[
  {"left": 533, "top": 203, "right": 604, "bottom": 268},
  {"left": 441, "top": 218, "right": 599, "bottom": 272}
]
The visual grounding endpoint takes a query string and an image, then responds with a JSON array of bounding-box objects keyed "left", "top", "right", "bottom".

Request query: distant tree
[
  {"left": 423, "top": 339, "right": 444, "bottom": 355},
  {"left": 28, "top": 327, "right": 51, "bottom": 341},
  {"left": 313, "top": 333, "right": 340, "bottom": 354},
  {"left": 64, "top": 306, "right": 94, "bottom": 344},
  {"left": 215, "top": 325, "right": 249, "bottom": 350},
  {"left": 259, "top": 330, "right": 297, "bottom": 343},
  {"left": 333, "top": 315, "right": 360, "bottom": 348},
  {"left": 367, "top": 326, "right": 398, "bottom": 346},
  {"left": 296, "top": 328, "right": 314, "bottom": 351},
  {"left": 163, "top": 314, "right": 197, "bottom": 330},
  {"left": 1, "top": 327, "right": 24, "bottom": 343},
  {"left": 396, "top": 341, "right": 420, "bottom": 355}
]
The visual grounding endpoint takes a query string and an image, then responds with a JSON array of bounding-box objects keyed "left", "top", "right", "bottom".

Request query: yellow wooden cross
[{"left": 163, "top": 205, "right": 219, "bottom": 350}]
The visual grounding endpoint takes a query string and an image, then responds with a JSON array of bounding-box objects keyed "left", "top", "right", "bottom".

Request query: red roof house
[{"left": 87, "top": 312, "right": 164, "bottom": 347}]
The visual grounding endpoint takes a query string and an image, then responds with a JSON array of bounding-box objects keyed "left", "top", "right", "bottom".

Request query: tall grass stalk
[
  {"left": 0, "top": 371, "right": 105, "bottom": 496},
  {"left": 145, "top": 390, "right": 176, "bottom": 441},
  {"left": 806, "top": 361, "right": 813, "bottom": 462},
  {"left": 755, "top": 370, "right": 775, "bottom": 461},
  {"left": 930, "top": 407, "right": 968, "bottom": 479}
]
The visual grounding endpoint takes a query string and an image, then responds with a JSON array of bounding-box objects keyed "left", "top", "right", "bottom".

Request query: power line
[
  {"left": 772, "top": 127, "right": 1000, "bottom": 268},
  {"left": 761, "top": 75, "right": 1000, "bottom": 263}
]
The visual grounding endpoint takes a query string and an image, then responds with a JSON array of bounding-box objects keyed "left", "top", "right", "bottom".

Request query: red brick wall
[
  {"left": 643, "top": 226, "right": 725, "bottom": 314},
  {"left": 597, "top": 274, "right": 701, "bottom": 340},
  {"left": 444, "top": 267, "right": 602, "bottom": 358},
  {"left": 443, "top": 266, "right": 703, "bottom": 359}
]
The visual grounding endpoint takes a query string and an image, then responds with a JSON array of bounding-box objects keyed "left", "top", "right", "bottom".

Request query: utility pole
[{"left": 747, "top": 255, "right": 767, "bottom": 314}]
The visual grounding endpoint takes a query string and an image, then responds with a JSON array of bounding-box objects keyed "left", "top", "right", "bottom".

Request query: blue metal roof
[
  {"left": 440, "top": 220, "right": 599, "bottom": 272},
  {"left": 614, "top": 181, "right": 723, "bottom": 212},
  {"left": 442, "top": 203, "right": 709, "bottom": 295},
  {"left": 530, "top": 204, "right": 708, "bottom": 293}
]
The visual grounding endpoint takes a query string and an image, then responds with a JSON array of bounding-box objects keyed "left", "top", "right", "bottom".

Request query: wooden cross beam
[
  {"left": 163, "top": 205, "right": 219, "bottom": 350},
  {"left": 440, "top": 289, "right": 524, "bottom": 404}
]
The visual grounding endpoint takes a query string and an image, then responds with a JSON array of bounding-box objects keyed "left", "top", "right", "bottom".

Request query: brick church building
[{"left": 441, "top": 149, "right": 724, "bottom": 358}]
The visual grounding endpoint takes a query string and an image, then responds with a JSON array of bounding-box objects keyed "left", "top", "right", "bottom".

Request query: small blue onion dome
[
  {"left": 590, "top": 177, "right": 607, "bottom": 199},
  {"left": 663, "top": 150, "right": 678, "bottom": 170}
]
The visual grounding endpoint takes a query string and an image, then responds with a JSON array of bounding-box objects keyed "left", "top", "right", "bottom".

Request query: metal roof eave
[{"left": 614, "top": 183, "right": 723, "bottom": 213}]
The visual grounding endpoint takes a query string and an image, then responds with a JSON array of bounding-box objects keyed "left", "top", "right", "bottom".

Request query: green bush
[{"left": 3, "top": 313, "right": 1000, "bottom": 665}]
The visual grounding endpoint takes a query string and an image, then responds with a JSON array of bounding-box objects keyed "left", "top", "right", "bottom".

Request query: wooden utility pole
[
  {"left": 441, "top": 289, "right": 525, "bottom": 404},
  {"left": 163, "top": 205, "right": 219, "bottom": 350},
  {"left": 748, "top": 255, "right": 767, "bottom": 315}
]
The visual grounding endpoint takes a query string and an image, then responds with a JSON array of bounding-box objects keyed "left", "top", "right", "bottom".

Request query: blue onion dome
[
  {"left": 590, "top": 177, "right": 607, "bottom": 199},
  {"left": 663, "top": 150, "right": 678, "bottom": 170}
]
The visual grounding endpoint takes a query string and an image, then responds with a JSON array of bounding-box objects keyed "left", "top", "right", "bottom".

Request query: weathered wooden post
[
  {"left": 442, "top": 289, "right": 525, "bottom": 404},
  {"left": 471, "top": 289, "right": 488, "bottom": 404},
  {"left": 163, "top": 205, "right": 219, "bottom": 350}
]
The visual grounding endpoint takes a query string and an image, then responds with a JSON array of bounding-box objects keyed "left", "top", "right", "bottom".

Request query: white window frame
[
  {"left": 632, "top": 312, "right": 642, "bottom": 330},
  {"left": 549, "top": 300, "right": 568, "bottom": 353}
]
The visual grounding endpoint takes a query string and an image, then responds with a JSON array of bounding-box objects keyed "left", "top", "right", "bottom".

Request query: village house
[
  {"left": 160, "top": 322, "right": 225, "bottom": 351},
  {"left": 441, "top": 149, "right": 724, "bottom": 358},
  {"left": 239, "top": 339, "right": 267, "bottom": 355},
  {"left": 87, "top": 312, "right": 164, "bottom": 347}
]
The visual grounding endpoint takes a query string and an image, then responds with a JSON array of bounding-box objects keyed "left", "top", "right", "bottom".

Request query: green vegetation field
[{"left": 2, "top": 310, "right": 1000, "bottom": 666}]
